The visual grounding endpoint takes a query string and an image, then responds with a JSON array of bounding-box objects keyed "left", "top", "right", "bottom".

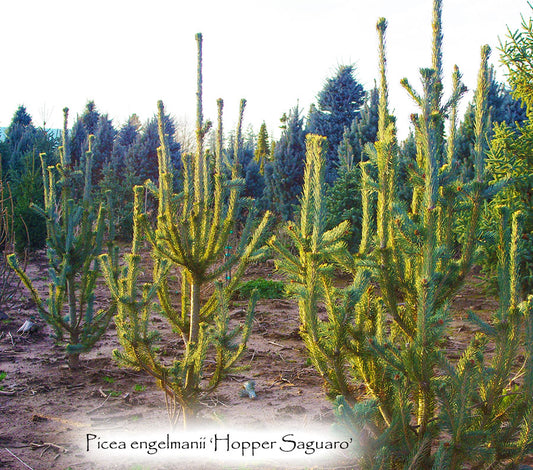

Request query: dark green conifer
[{"left": 8, "top": 108, "right": 117, "bottom": 369}]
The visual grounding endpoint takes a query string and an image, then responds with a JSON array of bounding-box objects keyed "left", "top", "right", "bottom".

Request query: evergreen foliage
[
  {"left": 337, "top": 86, "right": 379, "bottom": 170},
  {"left": 501, "top": 3, "right": 533, "bottom": 110},
  {"left": 254, "top": 121, "right": 270, "bottom": 174},
  {"left": 244, "top": 158, "right": 265, "bottom": 202},
  {"left": 455, "top": 66, "right": 527, "bottom": 180},
  {"left": 484, "top": 5, "right": 533, "bottom": 295},
  {"left": 1, "top": 106, "right": 58, "bottom": 250},
  {"left": 234, "top": 279, "right": 285, "bottom": 300},
  {"left": 484, "top": 117, "right": 533, "bottom": 294},
  {"left": 100, "top": 34, "right": 271, "bottom": 427},
  {"left": 264, "top": 106, "right": 306, "bottom": 221},
  {"left": 8, "top": 108, "right": 117, "bottom": 369},
  {"left": 230, "top": 128, "right": 265, "bottom": 202},
  {"left": 10, "top": 153, "right": 48, "bottom": 250},
  {"left": 326, "top": 87, "right": 380, "bottom": 252},
  {"left": 131, "top": 113, "right": 181, "bottom": 184},
  {"left": 69, "top": 101, "right": 100, "bottom": 166},
  {"left": 98, "top": 159, "right": 138, "bottom": 241},
  {"left": 269, "top": 133, "right": 359, "bottom": 398},
  {"left": 0, "top": 169, "right": 23, "bottom": 310},
  {"left": 114, "top": 114, "right": 142, "bottom": 160},
  {"left": 324, "top": 167, "right": 362, "bottom": 252},
  {"left": 97, "top": 115, "right": 143, "bottom": 241},
  {"left": 91, "top": 114, "right": 117, "bottom": 182},
  {"left": 397, "top": 130, "right": 416, "bottom": 202},
  {"left": 271, "top": 5, "right": 533, "bottom": 467},
  {"left": 308, "top": 65, "right": 365, "bottom": 182},
  {"left": 69, "top": 118, "right": 88, "bottom": 167},
  {"left": 2, "top": 106, "right": 37, "bottom": 174}
]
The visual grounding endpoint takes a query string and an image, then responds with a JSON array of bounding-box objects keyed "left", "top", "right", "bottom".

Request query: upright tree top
[
  {"left": 431, "top": 0, "right": 443, "bottom": 82},
  {"left": 377, "top": 17, "right": 391, "bottom": 141},
  {"left": 196, "top": 33, "right": 204, "bottom": 135}
]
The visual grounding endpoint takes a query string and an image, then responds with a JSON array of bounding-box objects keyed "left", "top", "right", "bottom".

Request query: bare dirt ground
[{"left": 0, "top": 252, "right": 531, "bottom": 470}]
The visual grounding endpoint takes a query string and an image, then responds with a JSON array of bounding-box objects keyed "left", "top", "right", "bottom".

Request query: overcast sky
[{"left": 0, "top": 0, "right": 530, "bottom": 140}]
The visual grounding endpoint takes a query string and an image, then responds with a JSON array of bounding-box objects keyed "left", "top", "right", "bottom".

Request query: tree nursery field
[
  {"left": 1, "top": 0, "right": 533, "bottom": 468},
  {"left": 1, "top": 257, "right": 527, "bottom": 470}
]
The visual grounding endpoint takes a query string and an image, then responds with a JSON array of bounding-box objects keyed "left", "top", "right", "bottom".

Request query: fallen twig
[
  {"left": 247, "top": 350, "right": 256, "bottom": 366},
  {"left": 30, "top": 442, "right": 67, "bottom": 457},
  {"left": 66, "top": 384, "right": 85, "bottom": 390},
  {"left": 3, "top": 448, "right": 34, "bottom": 469},
  {"left": 0, "top": 389, "right": 16, "bottom": 396},
  {"left": 86, "top": 393, "right": 111, "bottom": 415}
]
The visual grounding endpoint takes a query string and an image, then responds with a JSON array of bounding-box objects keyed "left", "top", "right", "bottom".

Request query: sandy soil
[{"left": 0, "top": 252, "right": 531, "bottom": 470}]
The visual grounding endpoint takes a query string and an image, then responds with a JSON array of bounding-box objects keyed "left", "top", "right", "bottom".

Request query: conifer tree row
[
  {"left": 8, "top": 108, "right": 117, "bottom": 369},
  {"left": 271, "top": 1, "right": 533, "bottom": 467},
  {"left": 100, "top": 33, "right": 271, "bottom": 427}
]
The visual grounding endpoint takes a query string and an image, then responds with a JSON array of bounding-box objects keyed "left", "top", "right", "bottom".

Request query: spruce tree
[
  {"left": 264, "top": 105, "right": 306, "bottom": 221},
  {"left": 131, "top": 112, "right": 180, "bottom": 183},
  {"left": 324, "top": 167, "right": 362, "bottom": 252},
  {"left": 2, "top": 106, "right": 58, "bottom": 250},
  {"left": 484, "top": 116, "right": 533, "bottom": 295},
  {"left": 501, "top": 3, "right": 533, "bottom": 110},
  {"left": 337, "top": 85, "right": 379, "bottom": 170},
  {"left": 69, "top": 118, "right": 88, "bottom": 167},
  {"left": 482, "top": 7, "right": 533, "bottom": 294},
  {"left": 308, "top": 65, "right": 366, "bottom": 182},
  {"left": 455, "top": 66, "right": 526, "bottom": 180},
  {"left": 91, "top": 114, "right": 117, "bottom": 182},
  {"left": 8, "top": 109, "right": 117, "bottom": 369},
  {"left": 100, "top": 33, "right": 271, "bottom": 427},
  {"left": 0, "top": 163, "right": 22, "bottom": 310},
  {"left": 271, "top": 4, "right": 533, "bottom": 467},
  {"left": 3, "top": 106, "right": 36, "bottom": 175},
  {"left": 238, "top": 129, "right": 265, "bottom": 202},
  {"left": 326, "top": 86, "right": 380, "bottom": 252},
  {"left": 254, "top": 121, "right": 270, "bottom": 174},
  {"left": 69, "top": 101, "right": 100, "bottom": 166},
  {"left": 97, "top": 115, "right": 142, "bottom": 240}
]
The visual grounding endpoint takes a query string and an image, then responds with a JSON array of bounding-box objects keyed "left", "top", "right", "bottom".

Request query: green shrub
[{"left": 234, "top": 278, "right": 285, "bottom": 299}]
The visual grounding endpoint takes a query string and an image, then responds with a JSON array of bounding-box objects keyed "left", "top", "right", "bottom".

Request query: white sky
[{"left": 0, "top": 0, "right": 530, "bottom": 140}]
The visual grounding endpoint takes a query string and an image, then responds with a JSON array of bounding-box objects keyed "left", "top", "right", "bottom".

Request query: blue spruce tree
[
  {"left": 132, "top": 113, "right": 180, "bottom": 183},
  {"left": 92, "top": 114, "right": 117, "bottom": 182},
  {"left": 264, "top": 106, "right": 306, "bottom": 221},
  {"left": 307, "top": 65, "right": 365, "bottom": 182},
  {"left": 69, "top": 101, "right": 100, "bottom": 167}
]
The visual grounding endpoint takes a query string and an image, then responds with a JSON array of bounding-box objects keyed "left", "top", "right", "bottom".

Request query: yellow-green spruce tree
[
  {"left": 100, "top": 33, "right": 271, "bottom": 428},
  {"left": 270, "top": 2, "right": 533, "bottom": 467}
]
